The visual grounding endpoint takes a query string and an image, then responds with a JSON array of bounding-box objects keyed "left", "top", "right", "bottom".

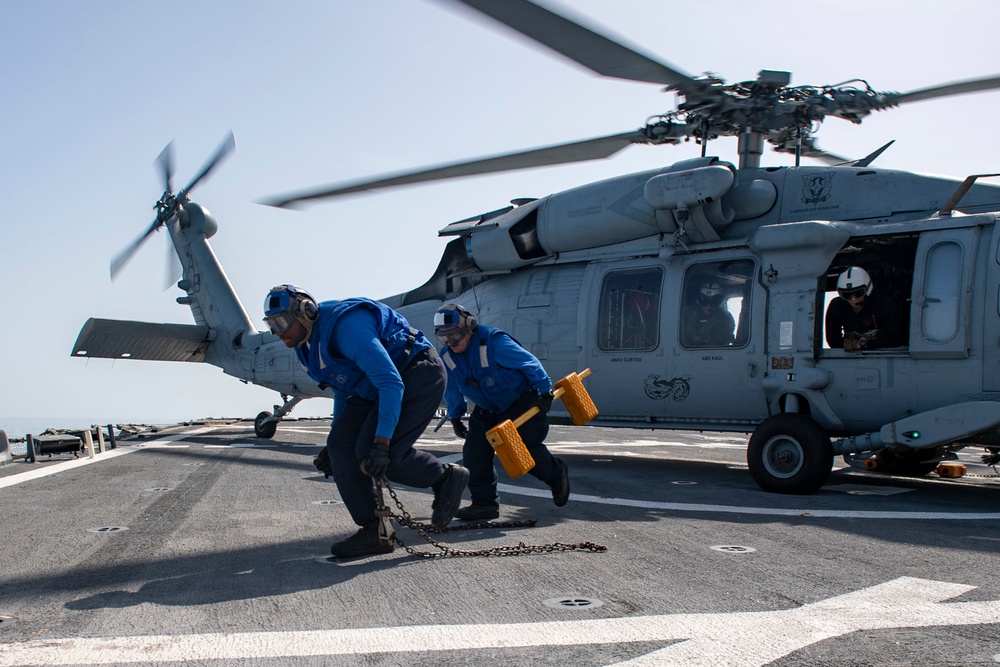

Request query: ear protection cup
[
  {"left": 299, "top": 298, "right": 319, "bottom": 322},
  {"left": 453, "top": 304, "right": 477, "bottom": 331}
]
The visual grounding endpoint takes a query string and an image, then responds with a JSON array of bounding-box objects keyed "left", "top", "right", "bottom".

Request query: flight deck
[{"left": 1, "top": 420, "right": 999, "bottom": 666}]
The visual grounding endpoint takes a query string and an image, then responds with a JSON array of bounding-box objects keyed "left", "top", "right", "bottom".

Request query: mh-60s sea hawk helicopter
[{"left": 75, "top": 0, "right": 1000, "bottom": 494}]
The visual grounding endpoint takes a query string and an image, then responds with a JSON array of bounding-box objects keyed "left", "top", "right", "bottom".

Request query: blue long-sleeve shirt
[
  {"left": 328, "top": 308, "right": 405, "bottom": 439},
  {"left": 297, "top": 299, "right": 430, "bottom": 440},
  {"left": 440, "top": 325, "right": 551, "bottom": 418}
]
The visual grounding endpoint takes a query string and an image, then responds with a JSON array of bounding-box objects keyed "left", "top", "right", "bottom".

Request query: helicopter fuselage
[
  {"left": 379, "top": 158, "right": 1000, "bottom": 490},
  {"left": 74, "top": 157, "right": 1000, "bottom": 492}
]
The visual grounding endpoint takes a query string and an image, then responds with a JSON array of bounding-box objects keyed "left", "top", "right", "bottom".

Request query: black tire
[
  {"left": 747, "top": 413, "right": 833, "bottom": 494},
  {"left": 872, "top": 448, "right": 940, "bottom": 477},
  {"left": 254, "top": 411, "right": 277, "bottom": 439}
]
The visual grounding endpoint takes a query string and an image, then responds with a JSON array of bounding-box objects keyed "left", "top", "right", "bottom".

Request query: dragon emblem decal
[{"left": 643, "top": 374, "right": 691, "bottom": 401}]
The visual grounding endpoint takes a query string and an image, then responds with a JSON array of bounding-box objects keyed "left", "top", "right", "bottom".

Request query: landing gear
[
  {"left": 747, "top": 413, "right": 833, "bottom": 494},
  {"left": 254, "top": 411, "right": 278, "bottom": 439},
  {"left": 252, "top": 395, "right": 304, "bottom": 439}
]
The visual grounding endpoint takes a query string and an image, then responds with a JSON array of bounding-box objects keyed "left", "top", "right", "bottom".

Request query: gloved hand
[
  {"left": 534, "top": 390, "right": 555, "bottom": 415},
  {"left": 313, "top": 447, "right": 333, "bottom": 478},
  {"left": 451, "top": 418, "right": 468, "bottom": 439},
  {"left": 844, "top": 335, "right": 871, "bottom": 352},
  {"left": 361, "top": 441, "right": 390, "bottom": 479}
]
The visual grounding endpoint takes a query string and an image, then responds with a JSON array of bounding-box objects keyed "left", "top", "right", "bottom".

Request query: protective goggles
[
  {"left": 264, "top": 311, "right": 298, "bottom": 335},
  {"left": 838, "top": 287, "right": 867, "bottom": 301},
  {"left": 435, "top": 328, "right": 467, "bottom": 347}
]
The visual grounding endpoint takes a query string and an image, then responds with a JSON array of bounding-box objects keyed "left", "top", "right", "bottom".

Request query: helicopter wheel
[
  {"left": 254, "top": 411, "right": 278, "bottom": 439},
  {"left": 747, "top": 413, "right": 833, "bottom": 494}
]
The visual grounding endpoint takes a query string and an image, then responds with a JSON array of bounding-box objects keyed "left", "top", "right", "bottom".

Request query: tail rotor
[{"left": 110, "top": 131, "right": 235, "bottom": 282}]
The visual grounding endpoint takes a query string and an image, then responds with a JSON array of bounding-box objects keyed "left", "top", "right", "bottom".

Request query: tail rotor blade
[
  {"left": 182, "top": 131, "right": 235, "bottom": 194},
  {"left": 110, "top": 217, "right": 160, "bottom": 281},
  {"left": 163, "top": 230, "right": 182, "bottom": 291},
  {"left": 156, "top": 141, "right": 175, "bottom": 194}
]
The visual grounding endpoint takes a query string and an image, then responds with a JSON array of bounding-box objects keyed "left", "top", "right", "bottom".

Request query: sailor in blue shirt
[
  {"left": 434, "top": 304, "right": 570, "bottom": 521},
  {"left": 264, "top": 285, "right": 469, "bottom": 558}
]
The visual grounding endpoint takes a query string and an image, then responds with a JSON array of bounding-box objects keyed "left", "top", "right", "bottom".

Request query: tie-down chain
[{"left": 376, "top": 480, "right": 606, "bottom": 559}]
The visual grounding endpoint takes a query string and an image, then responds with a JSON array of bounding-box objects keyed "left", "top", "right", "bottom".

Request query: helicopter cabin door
[{"left": 582, "top": 256, "right": 767, "bottom": 427}]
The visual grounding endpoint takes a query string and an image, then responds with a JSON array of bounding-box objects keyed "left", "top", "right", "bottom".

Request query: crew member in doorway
[
  {"left": 263, "top": 285, "right": 469, "bottom": 558},
  {"left": 825, "top": 266, "right": 904, "bottom": 351},
  {"left": 434, "top": 304, "right": 569, "bottom": 521},
  {"left": 681, "top": 281, "right": 736, "bottom": 347}
]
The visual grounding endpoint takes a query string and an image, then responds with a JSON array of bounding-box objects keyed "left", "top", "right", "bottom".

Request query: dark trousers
[
  {"left": 325, "top": 352, "right": 447, "bottom": 526},
  {"left": 464, "top": 405, "right": 562, "bottom": 507}
]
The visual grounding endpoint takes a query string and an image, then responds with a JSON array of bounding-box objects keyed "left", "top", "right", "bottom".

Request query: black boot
[
  {"left": 455, "top": 503, "right": 500, "bottom": 521},
  {"left": 330, "top": 522, "right": 394, "bottom": 559},
  {"left": 431, "top": 463, "right": 470, "bottom": 528},
  {"left": 550, "top": 457, "right": 570, "bottom": 507}
]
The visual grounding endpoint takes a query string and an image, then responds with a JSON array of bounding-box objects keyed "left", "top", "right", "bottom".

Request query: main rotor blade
[
  {"left": 156, "top": 141, "right": 175, "bottom": 194},
  {"left": 883, "top": 73, "right": 1000, "bottom": 106},
  {"left": 110, "top": 217, "right": 160, "bottom": 281},
  {"left": 261, "top": 130, "right": 646, "bottom": 208},
  {"left": 772, "top": 142, "right": 850, "bottom": 167},
  {"left": 182, "top": 131, "right": 235, "bottom": 194},
  {"left": 444, "top": 0, "right": 704, "bottom": 94}
]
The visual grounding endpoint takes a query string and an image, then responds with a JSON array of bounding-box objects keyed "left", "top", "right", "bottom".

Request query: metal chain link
[{"left": 377, "top": 480, "right": 607, "bottom": 559}]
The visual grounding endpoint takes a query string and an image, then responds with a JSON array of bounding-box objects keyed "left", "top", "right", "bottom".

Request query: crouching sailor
[
  {"left": 263, "top": 285, "right": 469, "bottom": 558},
  {"left": 434, "top": 304, "right": 569, "bottom": 521}
]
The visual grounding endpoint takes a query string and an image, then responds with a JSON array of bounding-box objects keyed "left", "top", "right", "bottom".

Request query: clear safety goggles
[
  {"left": 264, "top": 311, "right": 298, "bottom": 335},
  {"left": 838, "top": 287, "right": 867, "bottom": 301},
  {"left": 435, "top": 328, "right": 467, "bottom": 347}
]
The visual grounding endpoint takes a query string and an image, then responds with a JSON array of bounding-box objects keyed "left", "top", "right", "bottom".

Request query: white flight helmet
[{"left": 836, "top": 267, "right": 873, "bottom": 299}]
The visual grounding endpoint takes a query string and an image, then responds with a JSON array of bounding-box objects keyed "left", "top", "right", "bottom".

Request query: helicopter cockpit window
[
  {"left": 597, "top": 268, "right": 663, "bottom": 351},
  {"left": 680, "top": 259, "right": 754, "bottom": 349}
]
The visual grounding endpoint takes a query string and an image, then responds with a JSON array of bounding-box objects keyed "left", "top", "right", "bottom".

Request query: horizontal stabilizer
[{"left": 71, "top": 318, "right": 212, "bottom": 362}]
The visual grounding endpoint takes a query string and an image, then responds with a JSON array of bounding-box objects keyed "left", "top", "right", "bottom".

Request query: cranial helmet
[
  {"left": 697, "top": 282, "right": 725, "bottom": 308},
  {"left": 836, "top": 267, "right": 873, "bottom": 299},
  {"left": 263, "top": 284, "right": 319, "bottom": 336},
  {"left": 433, "top": 304, "right": 477, "bottom": 346}
]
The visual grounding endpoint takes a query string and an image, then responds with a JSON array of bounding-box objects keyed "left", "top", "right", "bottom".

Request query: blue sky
[{"left": 2, "top": 0, "right": 999, "bottom": 425}]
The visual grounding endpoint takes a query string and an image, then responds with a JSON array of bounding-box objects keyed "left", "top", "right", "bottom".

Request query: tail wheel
[
  {"left": 747, "top": 413, "right": 833, "bottom": 494},
  {"left": 254, "top": 411, "right": 277, "bottom": 439}
]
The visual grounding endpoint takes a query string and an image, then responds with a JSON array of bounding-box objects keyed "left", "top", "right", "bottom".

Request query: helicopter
[{"left": 73, "top": 0, "right": 1000, "bottom": 494}]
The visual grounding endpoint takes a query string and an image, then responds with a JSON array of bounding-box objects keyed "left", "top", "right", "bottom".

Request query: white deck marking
[
  {"left": 548, "top": 440, "right": 745, "bottom": 450},
  {"left": 492, "top": 483, "right": 1000, "bottom": 519},
  {"left": 437, "top": 452, "right": 1000, "bottom": 520},
  {"left": 0, "top": 578, "right": 995, "bottom": 666}
]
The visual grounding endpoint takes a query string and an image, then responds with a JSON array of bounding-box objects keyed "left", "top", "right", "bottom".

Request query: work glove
[
  {"left": 451, "top": 418, "right": 468, "bottom": 439},
  {"left": 506, "top": 390, "right": 552, "bottom": 421},
  {"left": 361, "top": 441, "right": 390, "bottom": 479},
  {"left": 313, "top": 447, "right": 333, "bottom": 478},
  {"left": 534, "top": 390, "right": 555, "bottom": 415}
]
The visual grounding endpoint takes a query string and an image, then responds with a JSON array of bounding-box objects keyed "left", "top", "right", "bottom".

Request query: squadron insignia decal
[{"left": 801, "top": 172, "right": 834, "bottom": 204}]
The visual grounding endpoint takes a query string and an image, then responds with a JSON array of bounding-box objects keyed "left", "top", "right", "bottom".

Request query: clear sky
[{"left": 2, "top": 0, "right": 999, "bottom": 426}]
